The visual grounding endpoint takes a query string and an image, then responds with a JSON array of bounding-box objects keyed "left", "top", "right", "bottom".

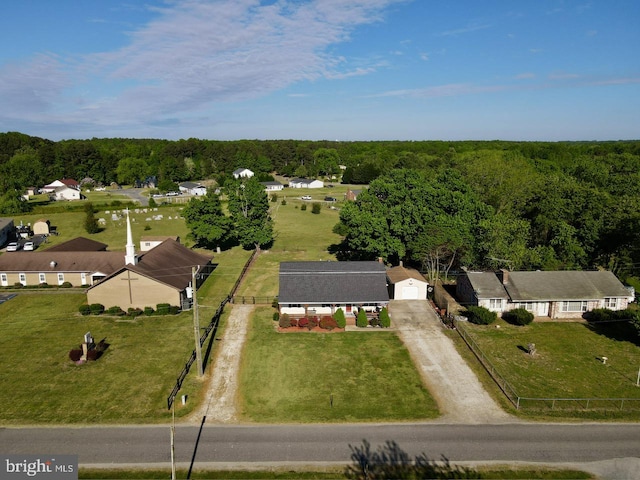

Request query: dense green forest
[{"left": 2, "top": 131, "right": 640, "bottom": 281}]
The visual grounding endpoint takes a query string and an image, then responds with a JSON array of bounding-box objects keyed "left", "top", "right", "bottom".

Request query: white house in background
[
  {"left": 456, "top": 269, "right": 634, "bottom": 319},
  {"left": 42, "top": 178, "right": 80, "bottom": 193},
  {"left": 179, "top": 181, "right": 207, "bottom": 196},
  {"left": 140, "top": 235, "right": 180, "bottom": 252},
  {"left": 233, "top": 168, "right": 254, "bottom": 179},
  {"left": 386, "top": 264, "right": 429, "bottom": 300},
  {"left": 261, "top": 181, "right": 284, "bottom": 191},
  {"left": 52, "top": 185, "right": 83, "bottom": 201},
  {"left": 288, "top": 178, "right": 324, "bottom": 189}
]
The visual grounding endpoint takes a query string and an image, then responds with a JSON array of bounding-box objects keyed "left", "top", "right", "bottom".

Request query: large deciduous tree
[
  {"left": 183, "top": 192, "right": 233, "bottom": 249},
  {"left": 226, "top": 177, "right": 274, "bottom": 250}
]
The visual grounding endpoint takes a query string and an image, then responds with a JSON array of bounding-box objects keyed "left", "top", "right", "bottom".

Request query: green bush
[
  {"left": 278, "top": 314, "right": 291, "bottom": 328},
  {"left": 144, "top": 306, "right": 155, "bottom": 316},
  {"left": 464, "top": 305, "right": 497, "bottom": 325},
  {"left": 281, "top": 199, "right": 287, "bottom": 205},
  {"left": 320, "top": 316, "right": 338, "bottom": 330},
  {"left": 156, "top": 303, "right": 171, "bottom": 315},
  {"left": 128, "top": 307, "right": 143, "bottom": 317},
  {"left": 90, "top": 303, "right": 105, "bottom": 315},
  {"left": 79, "top": 304, "right": 91, "bottom": 316},
  {"left": 60, "top": 281, "right": 73, "bottom": 288},
  {"left": 272, "top": 311, "right": 280, "bottom": 322},
  {"left": 369, "top": 316, "right": 380, "bottom": 327},
  {"left": 356, "top": 309, "right": 368, "bottom": 327},
  {"left": 13, "top": 282, "right": 23, "bottom": 289},
  {"left": 300, "top": 203, "right": 307, "bottom": 211},
  {"left": 106, "top": 306, "right": 126, "bottom": 316},
  {"left": 379, "top": 307, "right": 391, "bottom": 328},
  {"left": 311, "top": 202, "right": 321, "bottom": 214},
  {"left": 503, "top": 308, "right": 534, "bottom": 326},
  {"left": 334, "top": 308, "right": 346, "bottom": 328}
]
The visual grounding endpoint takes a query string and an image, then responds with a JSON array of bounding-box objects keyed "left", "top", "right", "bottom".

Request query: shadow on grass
[
  {"left": 345, "top": 439, "right": 478, "bottom": 480},
  {"left": 584, "top": 320, "right": 640, "bottom": 347}
]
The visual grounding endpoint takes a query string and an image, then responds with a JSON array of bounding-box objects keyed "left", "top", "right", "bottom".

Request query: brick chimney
[{"left": 497, "top": 269, "right": 509, "bottom": 285}]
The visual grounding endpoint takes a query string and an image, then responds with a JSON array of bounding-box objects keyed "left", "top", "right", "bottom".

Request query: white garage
[{"left": 387, "top": 264, "right": 429, "bottom": 300}]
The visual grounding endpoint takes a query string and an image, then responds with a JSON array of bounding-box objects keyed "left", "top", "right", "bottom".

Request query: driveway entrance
[{"left": 390, "top": 300, "right": 515, "bottom": 423}]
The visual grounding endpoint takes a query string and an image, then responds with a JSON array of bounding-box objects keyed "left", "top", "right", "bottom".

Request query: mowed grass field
[
  {"left": 457, "top": 318, "right": 640, "bottom": 419},
  {"left": 238, "top": 308, "right": 439, "bottom": 422},
  {"left": 0, "top": 294, "right": 205, "bottom": 424}
]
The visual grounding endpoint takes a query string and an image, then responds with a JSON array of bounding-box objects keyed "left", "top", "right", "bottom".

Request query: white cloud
[{"left": 0, "top": 0, "right": 405, "bottom": 135}]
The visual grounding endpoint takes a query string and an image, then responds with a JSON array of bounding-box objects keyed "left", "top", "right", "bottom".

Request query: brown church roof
[
  {"left": 46, "top": 237, "right": 108, "bottom": 252},
  {"left": 0, "top": 250, "right": 123, "bottom": 274}
]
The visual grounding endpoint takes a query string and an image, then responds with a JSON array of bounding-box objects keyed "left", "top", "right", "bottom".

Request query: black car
[{"left": 324, "top": 196, "right": 337, "bottom": 202}]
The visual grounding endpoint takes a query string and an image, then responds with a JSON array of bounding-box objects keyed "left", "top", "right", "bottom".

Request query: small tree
[
  {"left": 464, "top": 306, "right": 497, "bottom": 325},
  {"left": 379, "top": 307, "right": 391, "bottom": 328},
  {"left": 334, "top": 308, "right": 346, "bottom": 328},
  {"left": 311, "top": 202, "right": 322, "bottom": 214},
  {"left": 356, "top": 309, "right": 368, "bottom": 327},
  {"left": 84, "top": 202, "right": 100, "bottom": 234},
  {"left": 279, "top": 313, "right": 291, "bottom": 328},
  {"left": 148, "top": 197, "right": 157, "bottom": 208}
]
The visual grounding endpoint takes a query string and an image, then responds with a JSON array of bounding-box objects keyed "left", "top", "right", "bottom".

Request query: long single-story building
[
  {"left": 456, "top": 269, "right": 633, "bottom": 319},
  {"left": 278, "top": 261, "right": 389, "bottom": 317}
]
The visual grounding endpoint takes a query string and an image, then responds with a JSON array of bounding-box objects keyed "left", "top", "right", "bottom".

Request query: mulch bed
[{"left": 277, "top": 326, "right": 345, "bottom": 333}]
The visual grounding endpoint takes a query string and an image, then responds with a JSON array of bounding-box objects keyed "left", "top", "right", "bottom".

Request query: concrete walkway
[{"left": 389, "top": 300, "right": 516, "bottom": 424}]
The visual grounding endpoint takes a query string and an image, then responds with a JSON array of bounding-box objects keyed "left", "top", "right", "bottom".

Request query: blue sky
[{"left": 0, "top": 0, "right": 638, "bottom": 141}]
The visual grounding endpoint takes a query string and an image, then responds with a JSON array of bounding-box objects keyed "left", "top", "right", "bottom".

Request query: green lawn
[
  {"left": 458, "top": 318, "right": 640, "bottom": 418},
  {"left": 0, "top": 294, "right": 206, "bottom": 424},
  {"left": 238, "top": 307, "right": 439, "bottom": 422}
]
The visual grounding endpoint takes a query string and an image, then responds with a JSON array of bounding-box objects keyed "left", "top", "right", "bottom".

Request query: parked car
[
  {"left": 166, "top": 191, "right": 181, "bottom": 196},
  {"left": 23, "top": 241, "right": 35, "bottom": 251},
  {"left": 301, "top": 195, "right": 312, "bottom": 200},
  {"left": 324, "top": 196, "right": 337, "bottom": 202},
  {"left": 6, "top": 242, "right": 20, "bottom": 251}
]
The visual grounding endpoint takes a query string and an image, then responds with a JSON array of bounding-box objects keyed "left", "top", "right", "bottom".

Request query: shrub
[
  {"left": 169, "top": 305, "right": 180, "bottom": 315},
  {"left": 156, "top": 303, "right": 171, "bottom": 315},
  {"left": 464, "top": 306, "right": 497, "bottom": 325},
  {"left": 60, "top": 281, "right": 73, "bottom": 288},
  {"left": 271, "top": 194, "right": 278, "bottom": 203},
  {"left": 356, "top": 309, "right": 368, "bottom": 327},
  {"left": 279, "top": 314, "right": 292, "bottom": 328},
  {"left": 300, "top": 203, "right": 307, "bottom": 211},
  {"left": 144, "top": 224, "right": 151, "bottom": 231},
  {"left": 148, "top": 197, "right": 157, "bottom": 208},
  {"left": 320, "top": 316, "right": 338, "bottom": 330},
  {"left": 298, "top": 318, "right": 309, "bottom": 329},
  {"left": 13, "top": 282, "right": 23, "bottom": 288},
  {"left": 144, "top": 306, "right": 155, "bottom": 316},
  {"left": 39, "top": 282, "right": 50, "bottom": 288},
  {"left": 69, "top": 349, "right": 83, "bottom": 362},
  {"left": 79, "top": 304, "right": 91, "bottom": 316},
  {"left": 281, "top": 199, "right": 287, "bottom": 205},
  {"left": 90, "top": 303, "right": 105, "bottom": 315},
  {"left": 379, "top": 307, "right": 391, "bottom": 328},
  {"left": 503, "top": 308, "right": 534, "bottom": 326},
  {"left": 271, "top": 297, "right": 279, "bottom": 309},
  {"left": 334, "top": 308, "right": 347, "bottom": 328},
  {"left": 290, "top": 318, "right": 298, "bottom": 327},
  {"left": 273, "top": 311, "right": 280, "bottom": 322},
  {"left": 311, "top": 202, "right": 321, "bottom": 214},
  {"left": 128, "top": 307, "right": 143, "bottom": 317},
  {"left": 106, "top": 306, "right": 126, "bottom": 316},
  {"left": 310, "top": 316, "right": 320, "bottom": 328},
  {"left": 369, "top": 316, "right": 380, "bottom": 327}
]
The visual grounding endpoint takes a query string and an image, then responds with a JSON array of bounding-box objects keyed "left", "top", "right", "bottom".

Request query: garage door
[{"left": 401, "top": 286, "right": 419, "bottom": 299}]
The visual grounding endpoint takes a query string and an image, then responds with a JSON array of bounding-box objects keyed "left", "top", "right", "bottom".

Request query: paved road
[{"left": 1, "top": 423, "right": 639, "bottom": 472}]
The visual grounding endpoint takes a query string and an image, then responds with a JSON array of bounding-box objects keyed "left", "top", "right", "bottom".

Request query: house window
[
  {"left": 19, "top": 273, "right": 27, "bottom": 286},
  {"left": 515, "top": 302, "right": 534, "bottom": 311},
  {"left": 489, "top": 298, "right": 503, "bottom": 309},
  {"left": 287, "top": 304, "right": 301, "bottom": 308},
  {"left": 0, "top": 273, "right": 7, "bottom": 286},
  {"left": 561, "top": 301, "right": 588, "bottom": 312},
  {"left": 57, "top": 273, "right": 65, "bottom": 286},
  {"left": 604, "top": 298, "right": 618, "bottom": 309},
  {"left": 39, "top": 273, "right": 46, "bottom": 284}
]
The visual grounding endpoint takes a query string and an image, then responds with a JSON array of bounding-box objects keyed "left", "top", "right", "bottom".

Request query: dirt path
[
  {"left": 390, "top": 300, "right": 517, "bottom": 424},
  {"left": 187, "top": 304, "right": 254, "bottom": 424}
]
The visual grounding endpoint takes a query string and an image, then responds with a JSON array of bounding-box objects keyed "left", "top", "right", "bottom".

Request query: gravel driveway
[{"left": 389, "top": 300, "right": 516, "bottom": 424}]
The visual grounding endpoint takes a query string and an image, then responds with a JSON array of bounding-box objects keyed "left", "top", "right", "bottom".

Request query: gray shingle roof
[
  {"left": 505, "top": 270, "right": 630, "bottom": 301},
  {"left": 466, "top": 272, "right": 509, "bottom": 299},
  {"left": 279, "top": 261, "right": 389, "bottom": 304}
]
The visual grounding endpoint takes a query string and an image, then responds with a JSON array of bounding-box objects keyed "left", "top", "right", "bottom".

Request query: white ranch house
[
  {"left": 456, "top": 269, "right": 633, "bottom": 319},
  {"left": 232, "top": 168, "right": 254, "bottom": 179},
  {"left": 288, "top": 178, "right": 324, "bottom": 189}
]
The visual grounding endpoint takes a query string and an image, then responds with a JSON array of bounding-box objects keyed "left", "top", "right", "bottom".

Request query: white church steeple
[{"left": 125, "top": 209, "right": 138, "bottom": 265}]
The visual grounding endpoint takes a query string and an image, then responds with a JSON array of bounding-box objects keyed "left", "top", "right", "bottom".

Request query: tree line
[{"left": 2, "top": 131, "right": 640, "bottom": 280}]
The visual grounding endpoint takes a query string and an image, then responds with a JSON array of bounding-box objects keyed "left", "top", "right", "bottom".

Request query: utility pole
[{"left": 192, "top": 266, "right": 203, "bottom": 377}]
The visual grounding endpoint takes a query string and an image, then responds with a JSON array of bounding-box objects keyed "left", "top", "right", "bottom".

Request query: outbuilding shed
[{"left": 386, "top": 264, "right": 429, "bottom": 300}]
